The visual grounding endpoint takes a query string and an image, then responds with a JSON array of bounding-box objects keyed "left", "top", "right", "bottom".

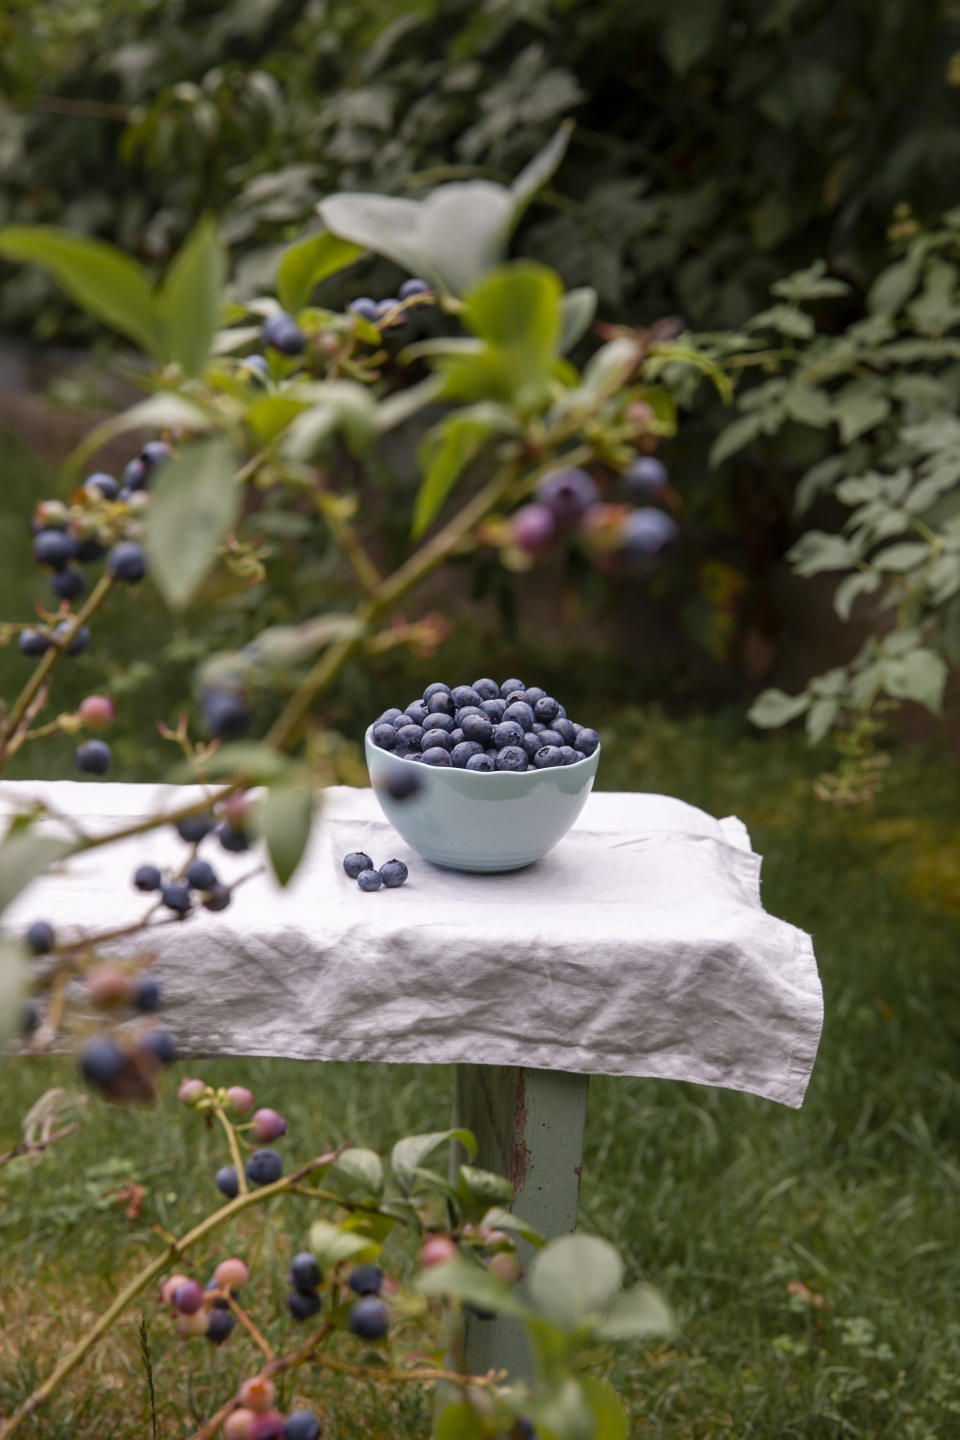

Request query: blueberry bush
[
  {"left": 708, "top": 206, "right": 960, "bottom": 800},
  {"left": 0, "top": 131, "right": 703, "bottom": 1435}
]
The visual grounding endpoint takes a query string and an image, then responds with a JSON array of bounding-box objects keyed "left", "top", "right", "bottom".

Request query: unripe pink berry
[
  {"left": 488, "top": 1252, "right": 522, "bottom": 1285},
  {"left": 480, "top": 1228, "right": 510, "bottom": 1249},
  {"left": 223, "top": 791, "right": 251, "bottom": 826},
  {"left": 178, "top": 1078, "right": 206, "bottom": 1107},
  {"left": 250, "top": 1108, "right": 287, "bottom": 1143},
  {"left": 175, "top": 1310, "right": 210, "bottom": 1338},
  {"left": 239, "top": 1376, "right": 277, "bottom": 1413},
  {"left": 247, "top": 1413, "right": 286, "bottom": 1440},
  {"left": 511, "top": 503, "right": 555, "bottom": 554},
  {"left": 85, "top": 964, "right": 132, "bottom": 1009},
  {"left": 79, "top": 695, "right": 115, "bottom": 730},
  {"left": 419, "top": 1235, "right": 458, "bottom": 1267},
  {"left": 173, "top": 1280, "right": 205, "bottom": 1314},
  {"left": 223, "top": 1409, "right": 257, "bottom": 1440},
  {"left": 214, "top": 1257, "right": 249, "bottom": 1292},
  {"left": 161, "top": 1273, "right": 190, "bottom": 1305},
  {"left": 225, "top": 1086, "right": 255, "bottom": 1115}
]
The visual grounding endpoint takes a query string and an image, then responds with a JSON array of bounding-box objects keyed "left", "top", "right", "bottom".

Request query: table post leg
[{"left": 452, "top": 1064, "right": 590, "bottom": 1380}]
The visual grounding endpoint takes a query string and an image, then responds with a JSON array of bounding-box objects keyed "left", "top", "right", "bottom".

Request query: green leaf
[
  {"left": 318, "top": 192, "right": 433, "bottom": 286},
  {"left": 0, "top": 938, "right": 26, "bottom": 1056},
  {"left": 413, "top": 405, "right": 514, "bottom": 539},
  {"left": 245, "top": 615, "right": 364, "bottom": 666},
  {"left": 710, "top": 413, "right": 764, "bottom": 467},
  {"left": 258, "top": 784, "right": 315, "bottom": 887},
  {"left": 872, "top": 541, "right": 930, "bottom": 572},
  {"left": 580, "top": 1376, "right": 630, "bottom": 1440},
  {"left": 528, "top": 1378, "right": 595, "bottom": 1440},
  {"left": 248, "top": 394, "right": 311, "bottom": 445},
  {"left": 415, "top": 181, "right": 515, "bottom": 297},
  {"left": 787, "top": 530, "right": 858, "bottom": 577},
  {"left": 65, "top": 393, "right": 216, "bottom": 482},
  {"left": 283, "top": 382, "right": 378, "bottom": 460},
  {"left": 456, "top": 1164, "right": 514, "bottom": 1213},
  {"left": 783, "top": 384, "right": 833, "bottom": 428},
  {"left": 510, "top": 120, "right": 574, "bottom": 217},
  {"left": 806, "top": 697, "right": 839, "bottom": 744},
  {"left": 527, "top": 1234, "right": 624, "bottom": 1329},
  {"left": 0, "top": 830, "right": 74, "bottom": 915},
  {"left": 747, "top": 688, "right": 810, "bottom": 729},
  {"left": 435, "top": 1402, "right": 488, "bottom": 1440},
  {"left": 391, "top": 1129, "right": 477, "bottom": 1193},
  {"left": 662, "top": 0, "right": 719, "bottom": 73},
  {"left": 277, "top": 230, "right": 365, "bottom": 313},
  {"left": 375, "top": 375, "right": 445, "bottom": 433},
  {"left": 771, "top": 260, "right": 850, "bottom": 303},
  {"left": 881, "top": 648, "right": 947, "bottom": 713},
  {"left": 169, "top": 742, "right": 290, "bottom": 785},
  {"left": 159, "top": 216, "right": 226, "bottom": 378},
  {"left": 145, "top": 436, "right": 241, "bottom": 609},
  {"left": 835, "top": 383, "right": 891, "bottom": 444},
  {"left": 558, "top": 287, "right": 598, "bottom": 354},
  {"left": 834, "top": 570, "right": 881, "bottom": 620},
  {"left": 867, "top": 257, "right": 921, "bottom": 316},
  {"left": 309, "top": 1219, "right": 379, "bottom": 1271},
  {"left": 476, "top": 1205, "right": 546, "bottom": 1249},
  {"left": 0, "top": 225, "right": 164, "bottom": 358},
  {"left": 415, "top": 1257, "right": 533, "bottom": 1322},
  {"left": 328, "top": 1147, "right": 384, "bottom": 1196},
  {"left": 594, "top": 1283, "right": 676, "bottom": 1343},
  {"left": 747, "top": 305, "right": 815, "bottom": 340}
]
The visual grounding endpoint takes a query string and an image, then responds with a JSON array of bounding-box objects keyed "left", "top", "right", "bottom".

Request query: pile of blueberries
[
  {"left": 371, "top": 679, "right": 599, "bottom": 773},
  {"left": 342, "top": 850, "right": 408, "bottom": 891}
]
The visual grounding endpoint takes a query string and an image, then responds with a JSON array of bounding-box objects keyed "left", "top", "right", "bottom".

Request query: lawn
[{"left": 2, "top": 712, "right": 959, "bottom": 1438}]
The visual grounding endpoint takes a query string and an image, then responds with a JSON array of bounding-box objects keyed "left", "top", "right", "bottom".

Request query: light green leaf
[
  {"left": 415, "top": 1257, "right": 533, "bottom": 1321},
  {"left": 510, "top": 120, "right": 574, "bottom": 216},
  {"left": 747, "top": 688, "right": 810, "bottom": 729},
  {"left": 435, "top": 1402, "right": 487, "bottom": 1440},
  {"left": 594, "top": 1283, "right": 677, "bottom": 1343},
  {"left": 787, "top": 530, "right": 858, "bottom": 577},
  {"left": 169, "top": 742, "right": 290, "bottom": 785},
  {"left": 528, "top": 1378, "right": 595, "bottom": 1440},
  {"left": 245, "top": 615, "right": 363, "bottom": 666},
  {"left": 806, "top": 697, "right": 839, "bottom": 744},
  {"left": 710, "top": 413, "right": 764, "bottom": 467},
  {"left": 146, "top": 436, "right": 241, "bottom": 609},
  {"left": 212, "top": 324, "right": 264, "bottom": 355},
  {"left": 795, "top": 454, "right": 851, "bottom": 514},
  {"left": 0, "top": 830, "right": 74, "bottom": 916},
  {"left": 0, "top": 938, "right": 26, "bottom": 1056},
  {"left": 318, "top": 192, "right": 433, "bottom": 286},
  {"left": 309, "top": 1219, "right": 379, "bottom": 1271},
  {"left": 248, "top": 394, "right": 311, "bottom": 445},
  {"left": 283, "top": 382, "right": 378, "bottom": 459},
  {"left": 528, "top": 1234, "right": 624, "bottom": 1329},
  {"left": 558, "top": 287, "right": 598, "bottom": 354},
  {"left": 391, "top": 1129, "right": 477, "bottom": 1193},
  {"left": 457, "top": 1164, "right": 514, "bottom": 1212},
  {"left": 328, "top": 1147, "right": 384, "bottom": 1196},
  {"left": 783, "top": 384, "right": 833, "bottom": 427},
  {"left": 277, "top": 230, "right": 364, "bottom": 313},
  {"left": 872, "top": 541, "right": 930, "bottom": 572},
  {"left": 66, "top": 392, "right": 215, "bottom": 483},
  {"left": 477, "top": 1205, "right": 546, "bottom": 1249},
  {"left": 662, "top": 0, "right": 719, "bottom": 73},
  {"left": 748, "top": 305, "right": 815, "bottom": 340},
  {"left": 835, "top": 383, "right": 891, "bottom": 444},
  {"left": 771, "top": 260, "right": 850, "bottom": 303},
  {"left": 375, "top": 374, "right": 445, "bottom": 432},
  {"left": 867, "top": 257, "right": 921, "bottom": 316},
  {"left": 834, "top": 570, "right": 881, "bottom": 620},
  {"left": 159, "top": 216, "right": 226, "bottom": 378},
  {"left": 580, "top": 1376, "right": 630, "bottom": 1440},
  {"left": 0, "top": 225, "right": 164, "bottom": 358},
  {"left": 881, "top": 648, "right": 948, "bottom": 713},
  {"left": 258, "top": 784, "right": 315, "bottom": 886},
  {"left": 413, "top": 405, "right": 514, "bottom": 539},
  {"left": 414, "top": 181, "right": 514, "bottom": 296}
]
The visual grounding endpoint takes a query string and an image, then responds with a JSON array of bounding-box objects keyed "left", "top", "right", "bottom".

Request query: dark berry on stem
[
  {"left": 75, "top": 739, "right": 111, "bottom": 775},
  {"left": 132, "top": 975, "right": 160, "bottom": 1012},
  {"left": 162, "top": 882, "right": 192, "bottom": 914},
  {"left": 620, "top": 507, "right": 678, "bottom": 558},
  {"left": 33, "top": 528, "right": 77, "bottom": 570},
  {"left": 141, "top": 1030, "right": 177, "bottom": 1065},
  {"left": 206, "top": 1309, "right": 235, "bottom": 1344},
  {"left": 348, "top": 297, "right": 380, "bottom": 322},
  {"left": 177, "top": 814, "right": 215, "bottom": 844},
  {"left": 219, "top": 823, "right": 251, "bottom": 853},
  {"left": 248, "top": 1415, "right": 286, "bottom": 1440},
  {"left": 19, "top": 629, "right": 50, "bottom": 658},
  {"left": 107, "top": 541, "right": 147, "bottom": 583},
  {"left": 173, "top": 1279, "right": 205, "bottom": 1314},
  {"left": 284, "top": 1412, "right": 320, "bottom": 1440},
  {"left": 536, "top": 467, "right": 600, "bottom": 520},
  {"left": 205, "top": 1280, "right": 231, "bottom": 1309},
  {"left": 357, "top": 868, "right": 382, "bottom": 892},
  {"left": 290, "top": 1252, "right": 320, "bottom": 1293},
  {"left": 245, "top": 1148, "right": 284, "bottom": 1187},
  {"left": 399, "top": 277, "right": 431, "bottom": 298},
  {"left": 378, "top": 859, "right": 408, "bottom": 888},
  {"left": 625, "top": 456, "right": 668, "bottom": 496},
  {"left": 123, "top": 456, "right": 150, "bottom": 491},
  {"left": 134, "top": 863, "right": 163, "bottom": 892},
  {"left": 80, "top": 1037, "right": 127, "bottom": 1088},
  {"left": 343, "top": 851, "right": 373, "bottom": 879},
  {"left": 348, "top": 1296, "right": 390, "bottom": 1340},
  {"left": 74, "top": 533, "right": 105, "bottom": 563},
  {"left": 216, "top": 1165, "right": 240, "bottom": 1199},
  {"left": 26, "top": 921, "right": 54, "bottom": 954},
  {"left": 202, "top": 689, "right": 250, "bottom": 739},
  {"left": 84, "top": 472, "right": 119, "bottom": 501},
  {"left": 50, "top": 568, "right": 86, "bottom": 601},
  {"left": 204, "top": 885, "right": 232, "bottom": 912},
  {"left": 141, "top": 440, "right": 172, "bottom": 470},
  {"left": 262, "top": 313, "right": 306, "bottom": 355},
  {"left": 348, "top": 1263, "right": 383, "bottom": 1295},
  {"left": 186, "top": 858, "right": 218, "bottom": 891},
  {"left": 53, "top": 620, "right": 90, "bottom": 656},
  {"left": 287, "top": 1288, "right": 322, "bottom": 1321}
]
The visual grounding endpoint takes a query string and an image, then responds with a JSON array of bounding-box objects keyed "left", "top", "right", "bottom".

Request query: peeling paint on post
[{"left": 452, "top": 1064, "right": 590, "bottom": 1379}]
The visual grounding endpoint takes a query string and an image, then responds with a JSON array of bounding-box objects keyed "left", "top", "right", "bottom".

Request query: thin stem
[
  {"left": 213, "top": 1106, "right": 249, "bottom": 1196},
  {"left": 225, "top": 1295, "right": 275, "bottom": 1361},
  {"left": 0, "top": 1123, "right": 78, "bottom": 1171},
  {"left": 311, "top": 1354, "right": 500, "bottom": 1387}
]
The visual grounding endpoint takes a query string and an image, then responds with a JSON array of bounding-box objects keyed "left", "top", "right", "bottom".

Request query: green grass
[{"left": 3, "top": 713, "right": 960, "bottom": 1437}]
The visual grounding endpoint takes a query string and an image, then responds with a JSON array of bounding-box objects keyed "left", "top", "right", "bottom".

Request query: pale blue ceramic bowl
[{"left": 365, "top": 726, "right": 600, "bottom": 872}]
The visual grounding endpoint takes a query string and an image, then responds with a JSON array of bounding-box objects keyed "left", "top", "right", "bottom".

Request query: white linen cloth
[{"left": 1, "top": 782, "right": 822, "bottom": 1108}]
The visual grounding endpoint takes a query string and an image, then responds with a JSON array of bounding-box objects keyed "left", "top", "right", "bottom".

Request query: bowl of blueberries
[{"left": 365, "top": 677, "right": 600, "bottom": 872}]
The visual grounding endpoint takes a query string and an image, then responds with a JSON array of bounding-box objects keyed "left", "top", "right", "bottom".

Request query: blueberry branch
[
  {"left": 213, "top": 1103, "right": 250, "bottom": 1196},
  {"left": 224, "top": 1293, "right": 275, "bottom": 1361}
]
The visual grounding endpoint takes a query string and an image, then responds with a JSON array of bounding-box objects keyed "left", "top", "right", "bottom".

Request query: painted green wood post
[{"left": 452, "top": 1064, "right": 590, "bottom": 1380}]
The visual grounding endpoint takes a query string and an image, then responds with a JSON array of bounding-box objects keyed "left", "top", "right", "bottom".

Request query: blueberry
[
  {"left": 216, "top": 1165, "right": 240, "bottom": 1199},
  {"left": 534, "top": 746, "right": 565, "bottom": 768},
  {"left": 521, "top": 733, "right": 541, "bottom": 761},
  {"left": 80, "top": 1037, "right": 127, "bottom": 1088},
  {"left": 372, "top": 722, "right": 398, "bottom": 751},
  {"left": 450, "top": 685, "right": 479, "bottom": 709},
  {"left": 532, "top": 722, "right": 545, "bottom": 734},
  {"left": 357, "top": 868, "right": 383, "bottom": 892},
  {"left": 376, "top": 297, "right": 401, "bottom": 321},
  {"left": 404, "top": 699, "right": 430, "bottom": 727},
  {"left": 141, "top": 1029, "right": 177, "bottom": 1065},
  {"left": 205, "top": 1280, "right": 231, "bottom": 1309},
  {"left": 186, "top": 858, "right": 218, "bottom": 891},
  {"left": 284, "top": 1412, "right": 320, "bottom": 1440},
  {"left": 421, "top": 728, "right": 452, "bottom": 751},
  {"left": 177, "top": 814, "right": 215, "bottom": 844},
  {"left": 290, "top": 1252, "right": 321, "bottom": 1293},
  {"left": 242, "top": 354, "right": 270, "bottom": 383},
  {"left": 379, "top": 859, "right": 408, "bottom": 888},
  {"left": 348, "top": 297, "right": 380, "bottom": 322},
  {"left": 202, "top": 689, "right": 250, "bottom": 739},
  {"left": 558, "top": 746, "right": 581, "bottom": 765},
  {"left": 399, "top": 278, "right": 431, "bottom": 298},
  {"left": 141, "top": 440, "right": 172, "bottom": 472},
  {"left": 376, "top": 707, "right": 405, "bottom": 726},
  {"left": 511, "top": 502, "right": 556, "bottom": 554},
  {"left": 534, "top": 696, "right": 560, "bottom": 723},
  {"left": 575, "top": 727, "right": 600, "bottom": 756},
  {"left": 287, "top": 1288, "right": 322, "bottom": 1321},
  {"left": 245, "top": 1148, "right": 284, "bottom": 1187},
  {"left": 162, "top": 882, "right": 192, "bottom": 914},
  {"left": 460, "top": 712, "right": 493, "bottom": 744},
  {"left": 423, "top": 682, "right": 452, "bottom": 705},
  {"left": 451, "top": 738, "right": 481, "bottom": 767},
  {"left": 480, "top": 698, "right": 506, "bottom": 722},
  {"left": 500, "top": 679, "right": 525, "bottom": 699},
  {"left": 502, "top": 701, "right": 534, "bottom": 731},
  {"left": 52, "top": 621, "right": 90, "bottom": 656},
  {"left": 348, "top": 1296, "right": 390, "bottom": 1340},
  {"left": 485, "top": 747, "right": 500, "bottom": 761},
  {"left": 344, "top": 851, "right": 373, "bottom": 878},
  {"left": 408, "top": 753, "right": 423, "bottom": 762},
  {"left": 123, "top": 456, "right": 150, "bottom": 491},
  {"left": 495, "top": 746, "right": 528, "bottom": 772},
  {"left": 75, "top": 739, "right": 111, "bottom": 775},
  {"left": 262, "top": 313, "right": 306, "bottom": 355},
  {"left": 620, "top": 507, "right": 679, "bottom": 558},
  {"left": 348, "top": 1263, "right": 383, "bottom": 1295},
  {"left": 50, "top": 568, "right": 87, "bottom": 601},
  {"left": 74, "top": 533, "right": 105, "bottom": 562},
  {"left": 492, "top": 721, "right": 524, "bottom": 750},
  {"left": 106, "top": 541, "right": 147, "bottom": 583},
  {"left": 132, "top": 975, "right": 160, "bottom": 1012},
  {"left": 219, "top": 823, "right": 250, "bottom": 853},
  {"left": 385, "top": 770, "right": 421, "bottom": 801},
  {"left": 19, "top": 629, "right": 50, "bottom": 658},
  {"left": 503, "top": 690, "right": 526, "bottom": 709},
  {"left": 394, "top": 723, "right": 424, "bottom": 754},
  {"left": 423, "top": 712, "right": 454, "bottom": 733},
  {"left": 206, "top": 1310, "right": 235, "bottom": 1344},
  {"left": 625, "top": 456, "right": 668, "bottom": 497},
  {"left": 537, "top": 467, "right": 600, "bottom": 520},
  {"left": 203, "top": 885, "right": 232, "bottom": 912},
  {"left": 33, "top": 528, "right": 77, "bottom": 570},
  {"left": 537, "top": 729, "right": 562, "bottom": 749},
  {"left": 466, "top": 753, "right": 494, "bottom": 771},
  {"left": 421, "top": 746, "right": 452, "bottom": 766},
  {"left": 423, "top": 690, "right": 454, "bottom": 717},
  {"left": 521, "top": 687, "right": 546, "bottom": 707},
  {"left": 472, "top": 678, "right": 499, "bottom": 700},
  {"left": 552, "top": 718, "right": 577, "bottom": 745},
  {"left": 21, "top": 1000, "right": 41, "bottom": 1035},
  {"left": 84, "top": 472, "right": 119, "bottom": 501},
  {"left": 448, "top": 727, "right": 465, "bottom": 746},
  {"left": 26, "top": 921, "right": 54, "bottom": 954}
]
